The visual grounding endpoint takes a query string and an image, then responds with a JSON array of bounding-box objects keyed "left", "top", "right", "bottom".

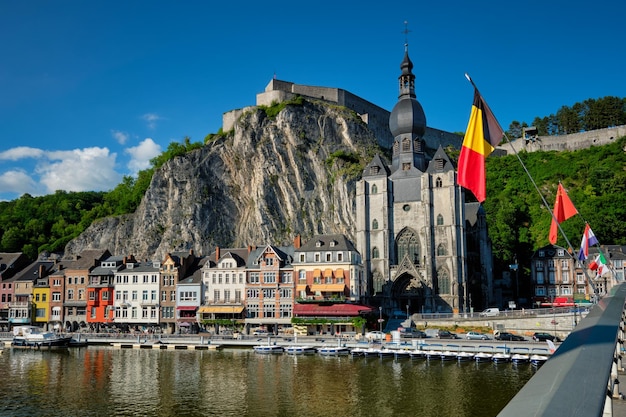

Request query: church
[{"left": 355, "top": 45, "right": 494, "bottom": 316}]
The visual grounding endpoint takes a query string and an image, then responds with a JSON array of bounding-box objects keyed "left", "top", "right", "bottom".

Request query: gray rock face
[{"left": 64, "top": 100, "right": 381, "bottom": 260}]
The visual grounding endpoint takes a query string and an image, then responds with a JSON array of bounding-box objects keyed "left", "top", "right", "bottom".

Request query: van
[{"left": 479, "top": 308, "right": 500, "bottom": 317}]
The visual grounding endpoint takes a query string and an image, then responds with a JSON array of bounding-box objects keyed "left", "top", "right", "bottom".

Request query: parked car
[
  {"left": 365, "top": 331, "right": 386, "bottom": 341},
  {"left": 399, "top": 328, "right": 427, "bottom": 339},
  {"left": 252, "top": 329, "right": 269, "bottom": 336},
  {"left": 533, "top": 332, "right": 561, "bottom": 342},
  {"left": 479, "top": 308, "right": 500, "bottom": 317},
  {"left": 495, "top": 332, "right": 525, "bottom": 341},
  {"left": 437, "top": 330, "right": 459, "bottom": 339},
  {"left": 466, "top": 331, "right": 490, "bottom": 340}
]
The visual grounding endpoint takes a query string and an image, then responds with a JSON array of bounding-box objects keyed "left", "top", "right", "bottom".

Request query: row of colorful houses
[{"left": 0, "top": 234, "right": 373, "bottom": 335}]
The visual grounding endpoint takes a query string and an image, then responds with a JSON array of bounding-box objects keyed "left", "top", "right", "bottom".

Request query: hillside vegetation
[{"left": 0, "top": 97, "right": 624, "bottom": 267}]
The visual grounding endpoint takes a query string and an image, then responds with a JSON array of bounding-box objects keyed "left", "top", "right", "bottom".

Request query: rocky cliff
[{"left": 64, "top": 99, "right": 384, "bottom": 260}]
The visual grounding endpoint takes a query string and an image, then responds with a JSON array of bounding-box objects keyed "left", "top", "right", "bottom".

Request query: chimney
[
  {"left": 294, "top": 235, "right": 301, "bottom": 249},
  {"left": 215, "top": 246, "right": 220, "bottom": 261},
  {"left": 38, "top": 264, "right": 45, "bottom": 278}
]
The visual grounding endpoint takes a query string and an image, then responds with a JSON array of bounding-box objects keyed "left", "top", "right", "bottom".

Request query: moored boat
[
  {"left": 511, "top": 348, "right": 530, "bottom": 364},
  {"left": 11, "top": 326, "right": 72, "bottom": 349},
  {"left": 530, "top": 348, "right": 550, "bottom": 366},
  {"left": 253, "top": 344, "right": 284, "bottom": 354},
  {"left": 474, "top": 345, "right": 494, "bottom": 362},
  {"left": 285, "top": 346, "right": 316, "bottom": 355},
  {"left": 456, "top": 346, "right": 475, "bottom": 362},
  {"left": 317, "top": 346, "right": 350, "bottom": 356}
]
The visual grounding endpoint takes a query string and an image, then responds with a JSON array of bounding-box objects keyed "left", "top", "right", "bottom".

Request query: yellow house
[{"left": 33, "top": 285, "right": 51, "bottom": 325}]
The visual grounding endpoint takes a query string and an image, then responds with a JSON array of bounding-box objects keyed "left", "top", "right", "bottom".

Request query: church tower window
[
  {"left": 372, "top": 219, "right": 378, "bottom": 230},
  {"left": 438, "top": 270, "right": 450, "bottom": 294},
  {"left": 370, "top": 166, "right": 380, "bottom": 175},
  {"left": 372, "top": 247, "right": 380, "bottom": 259},
  {"left": 402, "top": 138, "right": 410, "bottom": 152},
  {"left": 437, "top": 244, "right": 447, "bottom": 256},
  {"left": 437, "top": 214, "right": 444, "bottom": 225},
  {"left": 371, "top": 184, "right": 378, "bottom": 194},
  {"left": 396, "top": 229, "right": 420, "bottom": 265},
  {"left": 435, "top": 177, "right": 443, "bottom": 188},
  {"left": 435, "top": 158, "right": 444, "bottom": 170}
]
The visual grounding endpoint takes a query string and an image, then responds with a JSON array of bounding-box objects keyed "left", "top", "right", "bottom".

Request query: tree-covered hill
[{"left": 484, "top": 135, "right": 626, "bottom": 274}]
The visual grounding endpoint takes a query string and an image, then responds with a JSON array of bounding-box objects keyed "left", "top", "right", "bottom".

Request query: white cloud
[
  {"left": 0, "top": 170, "right": 39, "bottom": 195},
  {"left": 125, "top": 138, "right": 161, "bottom": 173},
  {"left": 37, "top": 147, "right": 122, "bottom": 193},
  {"left": 142, "top": 113, "right": 161, "bottom": 129},
  {"left": 0, "top": 146, "right": 45, "bottom": 161},
  {"left": 111, "top": 130, "right": 129, "bottom": 145}
]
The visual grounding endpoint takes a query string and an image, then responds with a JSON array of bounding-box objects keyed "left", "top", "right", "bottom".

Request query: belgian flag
[{"left": 457, "top": 87, "right": 504, "bottom": 202}]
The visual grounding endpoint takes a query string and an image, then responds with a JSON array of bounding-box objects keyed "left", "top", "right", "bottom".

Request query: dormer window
[
  {"left": 316, "top": 241, "right": 322, "bottom": 248},
  {"left": 330, "top": 241, "right": 336, "bottom": 247},
  {"left": 370, "top": 166, "right": 380, "bottom": 175},
  {"left": 435, "top": 158, "right": 444, "bottom": 170}
]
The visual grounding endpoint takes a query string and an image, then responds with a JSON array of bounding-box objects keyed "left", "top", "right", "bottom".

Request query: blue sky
[{"left": 1, "top": 0, "right": 624, "bottom": 201}]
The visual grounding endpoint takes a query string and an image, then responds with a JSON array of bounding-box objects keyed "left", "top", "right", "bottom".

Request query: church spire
[{"left": 398, "top": 22, "right": 416, "bottom": 99}]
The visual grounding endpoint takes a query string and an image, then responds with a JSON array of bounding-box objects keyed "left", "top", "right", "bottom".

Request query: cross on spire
[{"left": 402, "top": 20, "right": 411, "bottom": 48}]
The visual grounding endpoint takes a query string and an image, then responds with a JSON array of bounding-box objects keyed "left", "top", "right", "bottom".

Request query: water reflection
[{"left": 0, "top": 347, "right": 534, "bottom": 417}]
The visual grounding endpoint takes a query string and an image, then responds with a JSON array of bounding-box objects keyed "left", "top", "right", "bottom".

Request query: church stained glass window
[{"left": 396, "top": 229, "right": 420, "bottom": 265}]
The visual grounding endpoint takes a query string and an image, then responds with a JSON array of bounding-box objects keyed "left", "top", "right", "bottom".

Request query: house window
[
  {"left": 214, "top": 290, "right": 220, "bottom": 302},
  {"left": 280, "top": 304, "right": 292, "bottom": 318},
  {"left": 535, "top": 286, "right": 545, "bottom": 296},
  {"left": 299, "top": 270, "right": 306, "bottom": 282},
  {"left": 263, "top": 304, "right": 275, "bottom": 318},
  {"left": 299, "top": 254, "right": 305, "bottom": 262},
  {"left": 264, "top": 272, "right": 276, "bottom": 284},
  {"left": 337, "top": 253, "right": 343, "bottom": 262},
  {"left": 224, "top": 290, "right": 230, "bottom": 303},
  {"left": 326, "top": 253, "right": 332, "bottom": 262},
  {"left": 536, "top": 271, "right": 544, "bottom": 284}
]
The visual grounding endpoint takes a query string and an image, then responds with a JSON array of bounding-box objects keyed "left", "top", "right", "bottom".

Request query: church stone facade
[{"left": 356, "top": 46, "right": 494, "bottom": 316}]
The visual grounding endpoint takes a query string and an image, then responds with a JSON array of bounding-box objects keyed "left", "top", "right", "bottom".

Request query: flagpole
[{"left": 464, "top": 74, "right": 598, "bottom": 300}]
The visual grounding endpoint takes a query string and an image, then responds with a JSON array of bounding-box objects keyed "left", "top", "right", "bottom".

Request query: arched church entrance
[{"left": 389, "top": 273, "right": 433, "bottom": 316}]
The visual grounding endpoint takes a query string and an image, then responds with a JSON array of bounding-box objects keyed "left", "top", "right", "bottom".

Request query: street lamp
[{"left": 379, "top": 307, "right": 383, "bottom": 333}]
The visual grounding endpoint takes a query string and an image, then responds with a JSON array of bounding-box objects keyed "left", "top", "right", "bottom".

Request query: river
[{"left": 0, "top": 346, "right": 534, "bottom": 417}]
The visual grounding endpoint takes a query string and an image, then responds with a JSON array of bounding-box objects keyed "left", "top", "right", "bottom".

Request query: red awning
[
  {"left": 293, "top": 303, "right": 374, "bottom": 317},
  {"left": 176, "top": 306, "right": 197, "bottom": 310}
]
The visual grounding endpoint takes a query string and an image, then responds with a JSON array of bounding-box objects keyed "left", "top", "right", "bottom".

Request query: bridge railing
[{"left": 498, "top": 282, "right": 626, "bottom": 417}]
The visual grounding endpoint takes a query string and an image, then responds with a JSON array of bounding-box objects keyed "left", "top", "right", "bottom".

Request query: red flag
[
  {"left": 457, "top": 88, "right": 504, "bottom": 202},
  {"left": 548, "top": 183, "right": 578, "bottom": 244}
]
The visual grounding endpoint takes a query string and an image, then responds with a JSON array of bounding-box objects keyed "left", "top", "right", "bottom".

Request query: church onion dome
[
  {"left": 389, "top": 47, "right": 427, "bottom": 138},
  {"left": 390, "top": 99, "right": 426, "bottom": 138}
]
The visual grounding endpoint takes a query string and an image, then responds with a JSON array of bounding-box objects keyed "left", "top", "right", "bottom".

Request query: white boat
[
  {"left": 11, "top": 326, "right": 72, "bottom": 349},
  {"left": 511, "top": 348, "right": 530, "bottom": 364},
  {"left": 253, "top": 344, "right": 284, "bottom": 354},
  {"left": 378, "top": 347, "right": 396, "bottom": 359},
  {"left": 530, "top": 348, "right": 550, "bottom": 366},
  {"left": 456, "top": 346, "right": 475, "bottom": 362},
  {"left": 492, "top": 346, "right": 511, "bottom": 363},
  {"left": 317, "top": 346, "right": 350, "bottom": 356},
  {"left": 424, "top": 344, "right": 443, "bottom": 360},
  {"left": 474, "top": 345, "right": 494, "bottom": 362},
  {"left": 394, "top": 349, "right": 411, "bottom": 359},
  {"left": 361, "top": 347, "right": 382, "bottom": 358},
  {"left": 285, "top": 346, "right": 316, "bottom": 355},
  {"left": 409, "top": 348, "right": 426, "bottom": 359},
  {"left": 350, "top": 346, "right": 368, "bottom": 357},
  {"left": 440, "top": 344, "right": 460, "bottom": 361}
]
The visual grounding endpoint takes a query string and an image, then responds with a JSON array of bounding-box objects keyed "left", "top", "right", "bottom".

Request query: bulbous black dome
[{"left": 389, "top": 98, "right": 426, "bottom": 138}]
